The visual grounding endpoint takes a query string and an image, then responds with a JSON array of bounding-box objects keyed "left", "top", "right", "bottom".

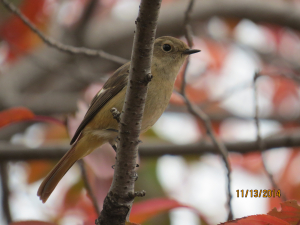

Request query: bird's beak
[{"left": 182, "top": 49, "right": 201, "bottom": 55}]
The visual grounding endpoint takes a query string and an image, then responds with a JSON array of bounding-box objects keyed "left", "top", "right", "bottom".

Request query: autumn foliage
[{"left": 1, "top": 0, "right": 300, "bottom": 225}]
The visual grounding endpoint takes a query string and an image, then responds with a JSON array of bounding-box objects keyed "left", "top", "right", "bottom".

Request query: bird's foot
[
  {"left": 111, "top": 144, "right": 117, "bottom": 152},
  {"left": 110, "top": 107, "right": 121, "bottom": 123}
]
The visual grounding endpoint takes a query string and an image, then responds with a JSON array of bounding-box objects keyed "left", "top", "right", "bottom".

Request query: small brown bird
[{"left": 37, "top": 36, "right": 200, "bottom": 203}]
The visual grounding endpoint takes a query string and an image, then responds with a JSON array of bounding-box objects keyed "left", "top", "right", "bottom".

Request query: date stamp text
[{"left": 236, "top": 189, "right": 281, "bottom": 198}]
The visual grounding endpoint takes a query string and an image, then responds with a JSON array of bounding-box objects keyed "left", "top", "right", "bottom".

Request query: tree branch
[
  {"left": 0, "top": 130, "right": 300, "bottom": 160},
  {"left": 74, "top": 0, "right": 99, "bottom": 40},
  {"left": 0, "top": 162, "right": 12, "bottom": 224},
  {"left": 254, "top": 72, "right": 287, "bottom": 201},
  {"left": 0, "top": 0, "right": 127, "bottom": 65},
  {"left": 3, "top": 0, "right": 300, "bottom": 115},
  {"left": 182, "top": 0, "right": 232, "bottom": 220},
  {"left": 78, "top": 159, "right": 101, "bottom": 216},
  {"left": 97, "top": 0, "right": 162, "bottom": 224},
  {"left": 183, "top": 0, "right": 195, "bottom": 48}
]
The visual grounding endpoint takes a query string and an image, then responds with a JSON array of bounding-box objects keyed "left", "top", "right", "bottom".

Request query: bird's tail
[{"left": 37, "top": 136, "right": 105, "bottom": 203}]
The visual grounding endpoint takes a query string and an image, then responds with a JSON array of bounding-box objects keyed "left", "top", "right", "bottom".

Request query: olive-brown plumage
[{"left": 37, "top": 36, "right": 200, "bottom": 203}]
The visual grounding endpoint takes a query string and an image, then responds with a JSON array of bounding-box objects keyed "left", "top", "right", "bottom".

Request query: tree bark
[{"left": 96, "top": 0, "right": 162, "bottom": 224}]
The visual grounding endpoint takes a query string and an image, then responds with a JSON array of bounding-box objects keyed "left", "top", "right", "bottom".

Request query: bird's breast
[
  {"left": 85, "top": 74, "right": 175, "bottom": 135},
  {"left": 141, "top": 76, "right": 174, "bottom": 132}
]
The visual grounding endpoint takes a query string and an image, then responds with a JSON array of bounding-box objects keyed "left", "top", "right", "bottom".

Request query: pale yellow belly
[
  {"left": 141, "top": 81, "right": 173, "bottom": 132},
  {"left": 84, "top": 77, "right": 173, "bottom": 139}
]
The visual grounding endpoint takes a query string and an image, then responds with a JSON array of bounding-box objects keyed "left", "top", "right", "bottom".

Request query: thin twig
[
  {"left": 253, "top": 72, "right": 287, "bottom": 201},
  {"left": 0, "top": 162, "right": 12, "bottom": 224},
  {"left": 199, "top": 82, "right": 253, "bottom": 111},
  {"left": 78, "top": 159, "right": 101, "bottom": 216},
  {"left": 183, "top": 0, "right": 195, "bottom": 48},
  {"left": 0, "top": 0, "right": 127, "bottom": 65},
  {"left": 182, "top": 0, "right": 233, "bottom": 220},
  {"left": 75, "top": 0, "right": 99, "bottom": 36}
]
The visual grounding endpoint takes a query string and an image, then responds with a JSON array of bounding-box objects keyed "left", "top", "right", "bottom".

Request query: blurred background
[{"left": 1, "top": 0, "right": 300, "bottom": 224}]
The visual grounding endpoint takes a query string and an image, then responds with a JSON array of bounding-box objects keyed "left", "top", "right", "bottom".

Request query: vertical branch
[
  {"left": 78, "top": 159, "right": 101, "bottom": 216},
  {"left": 97, "top": 0, "right": 162, "bottom": 224},
  {"left": 183, "top": 0, "right": 195, "bottom": 48},
  {"left": 75, "top": 0, "right": 99, "bottom": 35},
  {"left": 253, "top": 72, "right": 287, "bottom": 201},
  {"left": 0, "top": 162, "right": 12, "bottom": 224},
  {"left": 182, "top": 0, "right": 233, "bottom": 220}
]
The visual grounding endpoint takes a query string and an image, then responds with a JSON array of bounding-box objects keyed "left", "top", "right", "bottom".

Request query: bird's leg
[
  {"left": 111, "top": 143, "right": 117, "bottom": 152},
  {"left": 110, "top": 107, "right": 121, "bottom": 123},
  {"left": 109, "top": 107, "right": 121, "bottom": 153},
  {"left": 107, "top": 134, "right": 119, "bottom": 153},
  {"left": 106, "top": 128, "right": 119, "bottom": 153},
  {"left": 110, "top": 141, "right": 117, "bottom": 169}
]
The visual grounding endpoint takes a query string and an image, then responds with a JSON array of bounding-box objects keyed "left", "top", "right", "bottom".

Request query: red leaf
[
  {"left": 169, "top": 92, "right": 185, "bottom": 105},
  {"left": 63, "top": 179, "right": 84, "bottom": 209},
  {"left": 0, "top": 0, "right": 48, "bottom": 60},
  {"left": 33, "top": 116, "right": 65, "bottom": 126},
  {"left": 27, "top": 160, "right": 55, "bottom": 184},
  {"left": 269, "top": 150, "right": 300, "bottom": 209},
  {"left": 271, "top": 76, "right": 298, "bottom": 108},
  {"left": 204, "top": 39, "right": 227, "bottom": 71},
  {"left": 220, "top": 200, "right": 300, "bottom": 225},
  {"left": 43, "top": 123, "right": 69, "bottom": 142},
  {"left": 0, "top": 107, "right": 35, "bottom": 128},
  {"left": 130, "top": 198, "right": 206, "bottom": 224},
  {"left": 268, "top": 200, "right": 300, "bottom": 225},
  {"left": 219, "top": 214, "right": 289, "bottom": 225},
  {"left": 62, "top": 190, "right": 98, "bottom": 224},
  {"left": 0, "top": 107, "right": 64, "bottom": 129},
  {"left": 229, "top": 152, "right": 264, "bottom": 174},
  {"left": 126, "top": 222, "right": 140, "bottom": 225},
  {"left": 10, "top": 221, "right": 57, "bottom": 225}
]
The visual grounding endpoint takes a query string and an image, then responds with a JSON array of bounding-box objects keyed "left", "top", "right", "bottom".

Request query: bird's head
[{"left": 152, "top": 36, "right": 200, "bottom": 77}]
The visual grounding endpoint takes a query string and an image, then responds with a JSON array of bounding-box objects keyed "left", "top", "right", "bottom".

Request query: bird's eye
[{"left": 163, "top": 44, "right": 172, "bottom": 52}]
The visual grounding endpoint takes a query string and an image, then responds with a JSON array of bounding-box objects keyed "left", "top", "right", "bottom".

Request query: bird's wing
[{"left": 70, "top": 62, "right": 130, "bottom": 145}]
